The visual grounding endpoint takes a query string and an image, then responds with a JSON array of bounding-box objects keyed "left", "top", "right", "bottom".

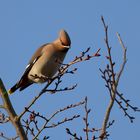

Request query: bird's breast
[{"left": 28, "top": 53, "right": 64, "bottom": 83}]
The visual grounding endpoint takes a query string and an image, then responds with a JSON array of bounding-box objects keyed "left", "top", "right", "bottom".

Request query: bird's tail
[
  {"left": 8, "top": 83, "right": 19, "bottom": 94},
  {"left": 8, "top": 81, "right": 33, "bottom": 94}
]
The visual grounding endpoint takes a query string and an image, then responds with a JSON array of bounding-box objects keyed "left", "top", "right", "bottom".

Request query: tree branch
[
  {"left": 0, "top": 78, "right": 27, "bottom": 140},
  {"left": 99, "top": 16, "right": 117, "bottom": 140},
  {"left": 18, "top": 80, "right": 54, "bottom": 119},
  {"left": 116, "top": 32, "right": 127, "bottom": 86}
]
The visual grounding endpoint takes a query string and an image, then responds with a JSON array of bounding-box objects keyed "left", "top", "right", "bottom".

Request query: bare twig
[
  {"left": 45, "top": 84, "right": 77, "bottom": 94},
  {"left": 114, "top": 98, "right": 135, "bottom": 123},
  {"left": 22, "top": 99, "right": 85, "bottom": 139},
  {"left": 116, "top": 32, "right": 127, "bottom": 86},
  {"left": 100, "top": 16, "right": 117, "bottom": 140},
  {"left": 0, "top": 112, "right": 9, "bottom": 123},
  {"left": 83, "top": 97, "right": 90, "bottom": 140},
  {"left": 116, "top": 91, "right": 140, "bottom": 112},
  {"left": 0, "top": 132, "right": 19, "bottom": 140},
  {"left": 0, "top": 132, "right": 10, "bottom": 140},
  {"left": 33, "top": 100, "right": 85, "bottom": 139},
  {"left": 18, "top": 80, "right": 54, "bottom": 119},
  {"left": 99, "top": 16, "right": 140, "bottom": 139},
  {"left": 66, "top": 128, "right": 83, "bottom": 140},
  {"left": 45, "top": 115, "right": 80, "bottom": 128},
  {"left": 22, "top": 119, "right": 36, "bottom": 137}
]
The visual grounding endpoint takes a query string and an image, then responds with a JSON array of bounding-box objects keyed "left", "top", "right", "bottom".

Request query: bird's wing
[
  {"left": 19, "top": 44, "right": 49, "bottom": 83},
  {"left": 8, "top": 43, "right": 49, "bottom": 93},
  {"left": 28, "top": 43, "right": 49, "bottom": 65}
]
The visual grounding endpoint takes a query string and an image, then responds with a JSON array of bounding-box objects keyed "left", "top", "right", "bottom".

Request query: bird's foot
[{"left": 30, "top": 74, "right": 52, "bottom": 82}]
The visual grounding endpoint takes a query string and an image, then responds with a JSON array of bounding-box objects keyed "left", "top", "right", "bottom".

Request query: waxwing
[{"left": 8, "top": 30, "right": 71, "bottom": 94}]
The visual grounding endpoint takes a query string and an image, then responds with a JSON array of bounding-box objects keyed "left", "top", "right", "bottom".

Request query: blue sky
[{"left": 0, "top": 0, "right": 140, "bottom": 139}]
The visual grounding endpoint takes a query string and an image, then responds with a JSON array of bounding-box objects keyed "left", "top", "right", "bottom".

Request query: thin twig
[
  {"left": 83, "top": 97, "right": 90, "bottom": 140},
  {"left": 45, "top": 84, "right": 77, "bottom": 94},
  {"left": 66, "top": 128, "right": 82, "bottom": 140},
  {"left": 18, "top": 80, "right": 54, "bottom": 119},
  {"left": 100, "top": 16, "right": 117, "bottom": 140},
  {"left": 116, "top": 32, "right": 127, "bottom": 86},
  {"left": 28, "top": 100, "right": 85, "bottom": 140},
  {"left": 45, "top": 115, "right": 80, "bottom": 128}
]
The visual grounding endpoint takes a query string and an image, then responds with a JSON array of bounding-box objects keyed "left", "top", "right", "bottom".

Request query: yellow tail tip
[{"left": 8, "top": 89, "right": 14, "bottom": 94}]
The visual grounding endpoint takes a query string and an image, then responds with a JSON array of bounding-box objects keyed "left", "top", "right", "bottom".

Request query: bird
[{"left": 8, "top": 29, "right": 71, "bottom": 94}]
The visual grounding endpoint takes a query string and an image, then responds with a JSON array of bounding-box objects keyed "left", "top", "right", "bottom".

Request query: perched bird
[{"left": 8, "top": 30, "right": 71, "bottom": 94}]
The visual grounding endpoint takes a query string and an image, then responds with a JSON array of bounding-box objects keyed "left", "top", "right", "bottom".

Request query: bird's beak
[{"left": 63, "top": 45, "right": 71, "bottom": 49}]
